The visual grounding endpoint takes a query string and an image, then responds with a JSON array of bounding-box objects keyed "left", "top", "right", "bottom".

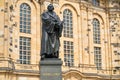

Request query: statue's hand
[
  {"left": 61, "top": 20, "right": 64, "bottom": 25},
  {"left": 55, "top": 22, "right": 60, "bottom": 28}
]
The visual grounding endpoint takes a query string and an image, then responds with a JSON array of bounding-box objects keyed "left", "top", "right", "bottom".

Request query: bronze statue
[{"left": 41, "top": 4, "right": 63, "bottom": 60}]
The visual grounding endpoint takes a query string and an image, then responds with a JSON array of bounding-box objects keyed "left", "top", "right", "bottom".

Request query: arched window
[
  {"left": 92, "top": 0, "right": 100, "bottom": 6},
  {"left": 20, "top": 3, "right": 31, "bottom": 34},
  {"left": 93, "top": 18, "right": 100, "bottom": 44},
  {"left": 63, "top": 9, "right": 73, "bottom": 38}
]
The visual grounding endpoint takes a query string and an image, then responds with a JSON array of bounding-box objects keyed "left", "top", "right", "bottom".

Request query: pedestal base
[{"left": 40, "top": 58, "right": 62, "bottom": 80}]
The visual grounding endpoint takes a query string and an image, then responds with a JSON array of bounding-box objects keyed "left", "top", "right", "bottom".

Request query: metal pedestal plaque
[{"left": 40, "top": 58, "right": 62, "bottom": 80}]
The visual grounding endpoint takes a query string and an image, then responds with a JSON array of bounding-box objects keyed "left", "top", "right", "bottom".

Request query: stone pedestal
[{"left": 40, "top": 58, "right": 63, "bottom": 80}]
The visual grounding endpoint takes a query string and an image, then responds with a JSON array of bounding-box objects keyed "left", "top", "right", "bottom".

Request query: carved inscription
[{"left": 42, "top": 73, "right": 60, "bottom": 76}]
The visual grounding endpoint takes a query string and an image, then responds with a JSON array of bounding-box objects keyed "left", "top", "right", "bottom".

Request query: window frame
[
  {"left": 64, "top": 41, "right": 74, "bottom": 67},
  {"left": 19, "top": 36, "right": 31, "bottom": 64},
  {"left": 63, "top": 9, "right": 73, "bottom": 38},
  {"left": 20, "top": 3, "right": 31, "bottom": 34},
  {"left": 94, "top": 47, "right": 102, "bottom": 70},
  {"left": 92, "top": 0, "right": 100, "bottom": 6},
  {"left": 93, "top": 18, "right": 101, "bottom": 44}
]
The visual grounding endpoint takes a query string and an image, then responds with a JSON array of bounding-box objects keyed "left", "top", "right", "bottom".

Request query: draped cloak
[{"left": 41, "top": 11, "right": 63, "bottom": 56}]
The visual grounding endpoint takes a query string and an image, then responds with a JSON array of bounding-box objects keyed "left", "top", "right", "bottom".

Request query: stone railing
[
  {"left": 0, "top": 57, "right": 39, "bottom": 74},
  {"left": 40, "top": 0, "right": 59, "bottom": 4},
  {"left": 0, "top": 57, "right": 13, "bottom": 70},
  {"left": 14, "top": 63, "right": 39, "bottom": 74},
  {"left": 62, "top": 64, "right": 97, "bottom": 74}
]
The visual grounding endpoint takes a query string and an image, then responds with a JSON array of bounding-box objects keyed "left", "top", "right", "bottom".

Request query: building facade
[{"left": 0, "top": 0, "right": 120, "bottom": 80}]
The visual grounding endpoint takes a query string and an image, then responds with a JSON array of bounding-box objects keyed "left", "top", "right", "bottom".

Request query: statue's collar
[{"left": 47, "top": 11, "right": 56, "bottom": 17}]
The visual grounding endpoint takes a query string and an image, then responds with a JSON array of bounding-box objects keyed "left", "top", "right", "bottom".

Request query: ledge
[{"left": 40, "top": 58, "right": 63, "bottom": 65}]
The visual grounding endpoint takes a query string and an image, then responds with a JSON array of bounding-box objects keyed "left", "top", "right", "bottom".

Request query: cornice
[
  {"left": 0, "top": 67, "right": 39, "bottom": 75},
  {"left": 39, "top": 0, "right": 59, "bottom": 4},
  {"left": 109, "top": 7, "right": 120, "bottom": 12},
  {"left": 63, "top": 69, "right": 120, "bottom": 79},
  {"left": 14, "top": 70, "right": 39, "bottom": 74}
]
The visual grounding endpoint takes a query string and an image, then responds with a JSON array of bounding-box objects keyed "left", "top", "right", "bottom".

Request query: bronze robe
[{"left": 41, "top": 11, "right": 63, "bottom": 57}]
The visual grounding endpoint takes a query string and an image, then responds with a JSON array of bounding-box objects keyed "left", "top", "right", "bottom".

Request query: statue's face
[{"left": 47, "top": 4, "right": 54, "bottom": 11}]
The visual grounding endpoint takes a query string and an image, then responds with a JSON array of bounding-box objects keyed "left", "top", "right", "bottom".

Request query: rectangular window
[
  {"left": 94, "top": 47, "right": 102, "bottom": 70},
  {"left": 64, "top": 41, "right": 74, "bottom": 66},
  {"left": 19, "top": 37, "right": 31, "bottom": 64},
  {"left": 92, "top": 0, "right": 100, "bottom": 6}
]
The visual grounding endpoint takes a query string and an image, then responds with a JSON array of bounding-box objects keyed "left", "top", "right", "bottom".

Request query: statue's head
[{"left": 47, "top": 4, "right": 54, "bottom": 11}]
